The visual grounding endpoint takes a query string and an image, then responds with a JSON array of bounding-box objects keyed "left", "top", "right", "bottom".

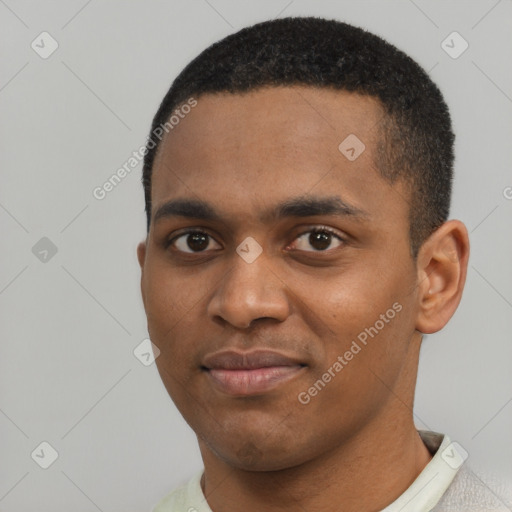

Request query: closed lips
[
  {"left": 201, "top": 349, "right": 306, "bottom": 370},
  {"left": 201, "top": 349, "right": 307, "bottom": 396}
]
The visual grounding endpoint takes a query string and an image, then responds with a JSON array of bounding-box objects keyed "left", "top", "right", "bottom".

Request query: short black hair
[{"left": 142, "top": 16, "right": 454, "bottom": 258}]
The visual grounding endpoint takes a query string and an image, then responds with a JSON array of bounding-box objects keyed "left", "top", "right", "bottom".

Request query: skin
[{"left": 137, "top": 86, "right": 470, "bottom": 512}]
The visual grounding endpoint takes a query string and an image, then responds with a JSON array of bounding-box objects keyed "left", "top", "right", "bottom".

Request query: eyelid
[
  {"left": 166, "top": 224, "right": 347, "bottom": 253},
  {"left": 294, "top": 225, "right": 346, "bottom": 240},
  {"left": 165, "top": 228, "right": 220, "bottom": 249},
  {"left": 286, "top": 225, "right": 347, "bottom": 251}
]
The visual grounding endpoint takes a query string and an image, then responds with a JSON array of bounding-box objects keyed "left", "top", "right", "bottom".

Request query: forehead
[{"left": 150, "top": 86, "right": 408, "bottom": 227}]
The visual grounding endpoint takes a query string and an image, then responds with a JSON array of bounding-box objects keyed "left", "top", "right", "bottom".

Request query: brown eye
[
  {"left": 169, "top": 231, "right": 221, "bottom": 253},
  {"left": 292, "top": 228, "right": 344, "bottom": 252}
]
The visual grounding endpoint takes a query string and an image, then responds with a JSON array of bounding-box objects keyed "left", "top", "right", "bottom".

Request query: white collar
[{"left": 380, "top": 430, "right": 466, "bottom": 511}]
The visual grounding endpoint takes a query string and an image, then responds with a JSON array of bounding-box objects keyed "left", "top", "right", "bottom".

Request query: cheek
[
  {"left": 303, "top": 272, "right": 387, "bottom": 336},
  {"left": 143, "top": 265, "right": 208, "bottom": 372},
  {"left": 315, "top": 251, "right": 411, "bottom": 328},
  {"left": 295, "top": 309, "right": 412, "bottom": 438},
  {"left": 144, "top": 260, "right": 203, "bottom": 327},
  {"left": 302, "top": 268, "right": 412, "bottom": 381}
]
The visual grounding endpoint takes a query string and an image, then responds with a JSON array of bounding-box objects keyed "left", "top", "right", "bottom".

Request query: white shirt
[{"left": 152, "top": 430, "right": 508, "bottom": 512}]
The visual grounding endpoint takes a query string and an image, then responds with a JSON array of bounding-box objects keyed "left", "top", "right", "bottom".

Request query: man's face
[{"left": 138, "top": 86, "right": 423, "bottom": 470}]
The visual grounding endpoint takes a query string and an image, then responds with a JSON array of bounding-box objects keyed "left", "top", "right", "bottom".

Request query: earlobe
[{"left": 415, "top": 220, "right": 470, "bottom": 334}]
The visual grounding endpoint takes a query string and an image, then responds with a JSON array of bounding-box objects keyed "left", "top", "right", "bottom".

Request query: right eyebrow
[{"left": 153, "top": 198, "right": 221, "bottom": 224}]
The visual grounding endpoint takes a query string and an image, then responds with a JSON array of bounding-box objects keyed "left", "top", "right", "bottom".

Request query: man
[{"left": 136, "top": 16, "right": 505, "bottom": 511}]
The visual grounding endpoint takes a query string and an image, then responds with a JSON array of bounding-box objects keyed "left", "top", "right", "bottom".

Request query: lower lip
[{"left": 206, "top": 365, "right": 305, "bottom": 396}]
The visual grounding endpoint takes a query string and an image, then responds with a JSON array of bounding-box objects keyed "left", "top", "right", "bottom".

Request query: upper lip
[{"left": 202, "top": 349, "right": 305, "bottom": 370}]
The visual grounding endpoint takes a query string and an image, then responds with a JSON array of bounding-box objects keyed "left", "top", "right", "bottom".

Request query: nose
[{"left": 206, "top": 247, "right": 291, "bottom": 329}]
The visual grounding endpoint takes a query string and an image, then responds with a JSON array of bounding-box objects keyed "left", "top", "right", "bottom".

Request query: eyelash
[{"left": 165, "top": 226, "right": 346, "bottom": 254}]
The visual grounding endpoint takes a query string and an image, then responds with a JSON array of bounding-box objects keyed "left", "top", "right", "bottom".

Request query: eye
[
  {"left": 167, "top": 230, "right": 221, "bottom": 253},
  {"left": 290, "top": 227, "right": 345, "bottom": 252},
  {"left": 166, "top": 226, "right": 345, "bottom": 254}
]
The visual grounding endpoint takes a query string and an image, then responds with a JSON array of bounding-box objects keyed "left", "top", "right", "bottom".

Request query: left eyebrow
[
  {"left": 152, "top": 194, "right": 369, "bottom": 226},
  {"left": 268, "top": 195, "right": 369, "bottom": 222}
]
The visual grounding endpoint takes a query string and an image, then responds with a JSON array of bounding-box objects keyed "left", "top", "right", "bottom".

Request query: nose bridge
[{"left": 207, "top": 245, "right": 290, "bottom": 328}]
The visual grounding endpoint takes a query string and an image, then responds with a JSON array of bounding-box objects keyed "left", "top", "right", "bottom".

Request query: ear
[
  {"left": 415, "top": 220, "right": 470, "bottom": 334},
  {"left": 137, "top": 240, "right": 146, "bottom": 269},
  {"left": 137, "top": 240, "right": 147, "bottom": 308}
]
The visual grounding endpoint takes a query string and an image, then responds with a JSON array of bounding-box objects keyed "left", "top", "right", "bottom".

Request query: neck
[{"left": 199, "top": 410, "right": 432, "bottom": 512}]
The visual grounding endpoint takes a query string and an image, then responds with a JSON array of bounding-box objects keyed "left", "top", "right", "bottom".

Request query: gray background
[{"left": 1, "top": 1, "right": 511, "bottom": 510}]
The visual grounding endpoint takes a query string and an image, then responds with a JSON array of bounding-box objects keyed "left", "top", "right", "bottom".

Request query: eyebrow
[{"left": 153, "top": 195, "right": 369, "bottom": 225}]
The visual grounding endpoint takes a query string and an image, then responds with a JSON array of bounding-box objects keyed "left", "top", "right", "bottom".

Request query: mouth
[{"left": 201, "top": 349, "right": 307, "bottom": 396}]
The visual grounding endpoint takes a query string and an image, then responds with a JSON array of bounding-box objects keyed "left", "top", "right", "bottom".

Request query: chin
[
  {"left": 201, "top": 429, "right": 311, "bottom": 472},
  {"left": 224, "top": 449, "right": 303, "bottom": 472}
]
